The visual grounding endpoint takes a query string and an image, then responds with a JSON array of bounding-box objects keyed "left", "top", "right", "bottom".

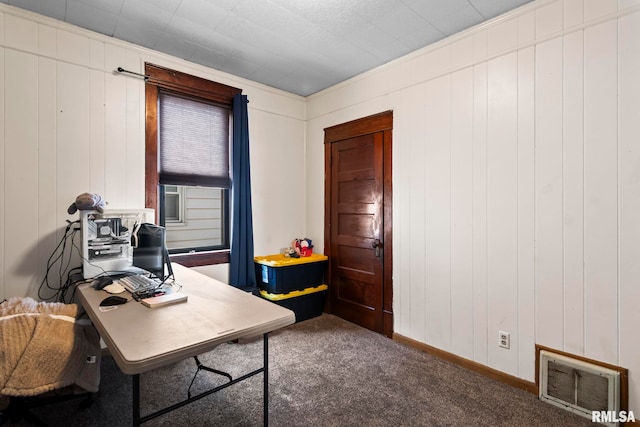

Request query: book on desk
[{"left": 141, "top": 292, "right": 188, "bottom": 308}]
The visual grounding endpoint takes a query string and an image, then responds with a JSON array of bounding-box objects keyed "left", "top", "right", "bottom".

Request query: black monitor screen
[{"left": 132, "top": 223, "right": 167, "bottom": 279}]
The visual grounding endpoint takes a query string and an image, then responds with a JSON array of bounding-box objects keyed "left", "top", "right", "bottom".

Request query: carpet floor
[{"left": 3, "top": 314, "right": 597, "bottom": 426}]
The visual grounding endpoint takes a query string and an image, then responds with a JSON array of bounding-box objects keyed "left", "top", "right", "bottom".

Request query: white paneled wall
[
  {"left": 562, "top": 29, "right": 585, "bottom": 357},
  {"left": 516, "top": 46, "right": 536, "bottom": 381},
  {"left": 471, "top": 61, "right": 489, "bottom": 367},
  {"left": 306, "top": 0, "right": 640, "bottom": 412},
  {"left": 486, "top": 51, "right": 519, "bottom": 376},
  {"left": 534, "top": 37, "right": 564, "bottom": 352},
  {"left": 619, "top": 9, "right": 640, "bottom": 395},
  {"left": 424, "top": 75, "right": 452, "bottom": 352},
  {"left": 0, "top": 5, "right": 306, "bottom": 299},
  {"left": 2, "top": 0, "right": 640, "bottom": 415},
  {"left": 450, "top": 67, "right": 474, "bottom": 361},
  {"left": 583, "top": 19, "right": 619, "bottom": 365}
]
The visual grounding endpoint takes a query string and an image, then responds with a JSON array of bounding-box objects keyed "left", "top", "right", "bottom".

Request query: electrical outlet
[{"left": 498, "top": 331, "right": 510, "bottom": 349}]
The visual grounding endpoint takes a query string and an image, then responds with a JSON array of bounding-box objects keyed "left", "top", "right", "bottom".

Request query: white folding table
[{"left": 77, "top": 263, "right": 295, "bottom": 426}]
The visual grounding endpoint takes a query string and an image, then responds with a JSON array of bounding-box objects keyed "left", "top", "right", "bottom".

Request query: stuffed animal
[
  {"left": 67, "top": 193, "right": 106, "bottom": 214},
  {"left": 291, "top": 238, "right": 313, "bottom": 257}
]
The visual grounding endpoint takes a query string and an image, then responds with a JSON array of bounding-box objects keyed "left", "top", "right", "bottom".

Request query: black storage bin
[
  {"left": 254, "top": 254, "right": 327, "bottom": 294},
  {"left": 259, "top": 285, "right": 327, "bottom": 323}
]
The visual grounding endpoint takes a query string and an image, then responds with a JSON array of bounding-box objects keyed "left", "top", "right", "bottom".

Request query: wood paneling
[
  {"left": 0, "top": 5, "right": 307, "bottom": 301},
  {"left": 562, "top": 30, "right": 585, "bottom": 357},
  {"left": 4, "top": 14, "right": 37, "bottom": 51},
  {"left": 57, "top": 61, "right": 90, "bottom": 198},
  {"left": 534, "top": 38, "right": 564, "bottom": 350},
  {"left": 450, "top": 67, "right": 474, "bottom": 361},
  {"left": 393, "top": 88, "right": 425, "bottom": 338},
  {"left": 408, "top": 99, "right": 427, "bottom": 342},
  {"left": 89, "top": 69, "right": 106, "bottom": 197},
  {"left": 517, "top": 46, "right": 535, "bottom": 381},
  {"left": 307, "top": 5, "right": 640, "bottom": 400},
  {"left": 38, "top": 57, "right": 58, "bottom": 297},
  {"left": 104, "top": 44, "right": 128, "bottom": 208},
  {"left": 618, "top": 13, "right": 640, "bottom": 410},
  {"left": 583, "top": 20, "right": 618, "bottom": 365},
  {"left": 125, "top": 52, "right": 143, "bottom": 206},
  {"left": 310, "top": 7, "right": 640, "bottom": 403},
  {"left": 486, "top": 52, "right": 519, "bottom": 376},
  {"left": 424, "top": 75, "right": 452, "bottom": 351},
  {"left": 3, "top": 0, "right": 640, "bottom": 413},
  {"left": 471, "top": 62, "right": 488, "bottom": 366},
  {"left": 4, "top": 50, "right": 39, "bottom": 297}
]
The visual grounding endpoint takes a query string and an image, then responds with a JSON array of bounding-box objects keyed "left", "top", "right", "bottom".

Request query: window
[
  {"left": 162, "top": 185, "right": 183, "bottom": 223},
  {"left": 145, "top": 63, "right": 241, "bottom": 266}
]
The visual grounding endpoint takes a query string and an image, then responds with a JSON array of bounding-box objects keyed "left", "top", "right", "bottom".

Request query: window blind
[{"left": 159, "top": 91, "right": 231, "bottom": 188}]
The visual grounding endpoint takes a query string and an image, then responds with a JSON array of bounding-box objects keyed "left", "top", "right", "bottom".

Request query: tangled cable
[{"left": 38, "top": 220, "right": 87, "bottom": 303}]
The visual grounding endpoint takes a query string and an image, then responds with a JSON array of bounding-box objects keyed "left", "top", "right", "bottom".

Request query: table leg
[
  {"left": 133, "top": 374, "right": 140, "bottom": 427},
  {"left": 264, "top": 333, "right": 269, "bottom": 427},
  {"left": 129, "top": 335, "right": 270, "bottom": 426}
]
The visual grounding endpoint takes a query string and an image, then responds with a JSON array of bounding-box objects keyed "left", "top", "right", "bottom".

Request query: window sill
[{"left": 169, "top": 250, "right": 229, "bottom": 267}]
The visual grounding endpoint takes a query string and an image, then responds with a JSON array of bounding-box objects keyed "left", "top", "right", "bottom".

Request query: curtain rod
[
  {"left": 116, "top": 67, "right": 149, "bottom": 81},
  {"left": 116, "top": 65, "right": 243, "bottom": 104}
]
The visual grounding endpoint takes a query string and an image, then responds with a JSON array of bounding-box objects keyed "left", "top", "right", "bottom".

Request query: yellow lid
[
  {"left": 254, "top": 253, "right": 328, "bottom": 267},
  {"left": 259, "top": 284, "right": 328, "bottom": 301}
]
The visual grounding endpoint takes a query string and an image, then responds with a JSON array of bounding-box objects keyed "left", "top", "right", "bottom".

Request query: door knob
[{"left": 372, "top": 239, "right": 382, "bottom": 257}]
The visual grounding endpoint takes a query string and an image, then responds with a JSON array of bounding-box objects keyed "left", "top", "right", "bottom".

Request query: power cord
[
  {"left": 38, "top": 220, "right": 86, "bottom": 303},
  {"left": 39, "top": 219, "right": 175, "bottom": 303}
]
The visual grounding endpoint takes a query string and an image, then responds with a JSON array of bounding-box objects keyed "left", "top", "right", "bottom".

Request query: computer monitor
[{"left": 132, "top": 223, "right": 171, "bottom": 280}]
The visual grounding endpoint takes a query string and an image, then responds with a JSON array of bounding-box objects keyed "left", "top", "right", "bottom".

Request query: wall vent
[{"left": 538, "top": 349, "right": 621, "bottom": 426}]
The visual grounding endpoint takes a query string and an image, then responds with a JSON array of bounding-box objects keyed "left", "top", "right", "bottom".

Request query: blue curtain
[{"left": 229, "top": 93, "right": 256, "bottom": 291}]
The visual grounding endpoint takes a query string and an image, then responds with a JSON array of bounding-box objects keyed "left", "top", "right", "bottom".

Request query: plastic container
[
  {"left": 259, "top": 284, "right": 328, "bottom": 323},
  {"left": 254, "top": 253, "right": 328, "bottom": 294}
]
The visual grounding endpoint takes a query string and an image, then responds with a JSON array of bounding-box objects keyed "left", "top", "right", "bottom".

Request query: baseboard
[{"left": 392, "top": 333, "right": 538, "bottom": 394}]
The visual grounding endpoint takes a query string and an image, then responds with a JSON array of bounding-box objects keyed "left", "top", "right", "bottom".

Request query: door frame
[{"left": 323, "top": 111, "right": 393, "bottom": 337}]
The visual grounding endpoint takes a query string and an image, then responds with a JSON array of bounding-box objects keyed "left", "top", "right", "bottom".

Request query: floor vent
[{"left": 537, "top": 347, "right": 626, "bottom": 426}]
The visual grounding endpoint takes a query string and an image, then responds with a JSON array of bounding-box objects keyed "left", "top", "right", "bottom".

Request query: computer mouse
[
  {"left": 93, "top": 276, "right": 113, "bottom": 290},
  {"left": 100, "top": 296, "right": 128, "bottom": 306}
]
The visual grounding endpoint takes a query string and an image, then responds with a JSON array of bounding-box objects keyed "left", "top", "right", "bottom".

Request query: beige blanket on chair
[{"left": 0, "top": 297, "right": 101, "bottom": 397}]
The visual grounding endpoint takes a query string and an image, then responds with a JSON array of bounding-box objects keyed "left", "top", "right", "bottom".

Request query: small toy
[
  {"left": 292, "top": 238, "right": 313, "bottom": 257},
  {"left": 283, "top": 247, "right": 299, "bottom": 258},
  {"left": 67, "top": 192, "right": 106, "bottom": 214}
]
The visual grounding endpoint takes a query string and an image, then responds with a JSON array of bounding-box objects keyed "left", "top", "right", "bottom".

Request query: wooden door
[{"left": 324, "top": 112, "right": 392, "bottom": 337}]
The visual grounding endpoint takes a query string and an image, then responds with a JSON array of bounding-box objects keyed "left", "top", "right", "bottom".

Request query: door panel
[
  {"left": 324, "top": 111, "right": 393, "bottom": 336},
  {"left": 328, "top": 131, "right": 384, "bottom": 332}
]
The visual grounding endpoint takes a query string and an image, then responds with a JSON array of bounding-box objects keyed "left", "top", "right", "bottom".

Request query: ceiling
[{"left": 1, "top": 0, "right": 533, "bottom": 96}]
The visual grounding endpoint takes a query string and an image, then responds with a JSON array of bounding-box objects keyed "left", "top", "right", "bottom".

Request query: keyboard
[{"left": 119, "top": 274, "right": 160, "bottom": 293}]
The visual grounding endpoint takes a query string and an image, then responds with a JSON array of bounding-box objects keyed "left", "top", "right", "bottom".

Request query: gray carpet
[{"left": 4, "top": 314, "right": 596, "bottom": 426}]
